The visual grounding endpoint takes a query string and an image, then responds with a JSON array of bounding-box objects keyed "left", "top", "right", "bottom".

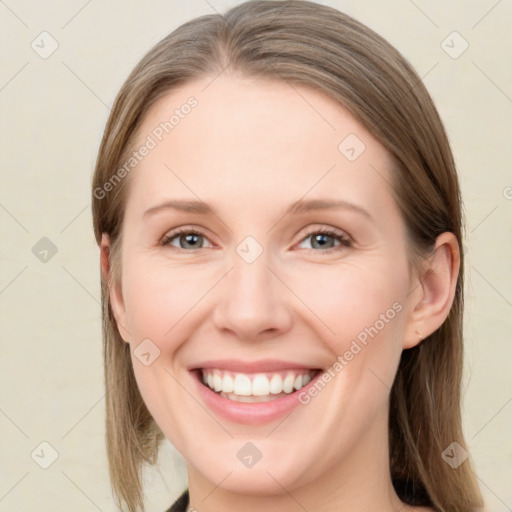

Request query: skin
[{"left": 101, "top": 73, "right": 459, "bottom": 512}]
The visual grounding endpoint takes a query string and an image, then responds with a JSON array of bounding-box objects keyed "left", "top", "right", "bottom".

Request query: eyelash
[{"left": 160, "top": 226, "right": 353, "bottom": 254}]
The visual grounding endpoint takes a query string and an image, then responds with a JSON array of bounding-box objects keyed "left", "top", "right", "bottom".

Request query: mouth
[
  {"left": 188, "top": 361, "right": 324, "bottom": 424},
  {"left": 195, "top": 368, "right": 321, "bottom": 403}
]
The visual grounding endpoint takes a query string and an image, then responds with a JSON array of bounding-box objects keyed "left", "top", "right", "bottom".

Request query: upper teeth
[{"left": 201, "top": 369, "right": 315, "bottom": 396}]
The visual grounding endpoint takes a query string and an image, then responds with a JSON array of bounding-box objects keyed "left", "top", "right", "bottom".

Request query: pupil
[
  {"left": 183, "top": 234, "right": 201, "bottom": 248},
  {"left": 313, "top": 234, "right": 332, "bottom": 249}
]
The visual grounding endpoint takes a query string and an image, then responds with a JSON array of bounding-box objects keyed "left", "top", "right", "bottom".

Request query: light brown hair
[{"left": 91, "top": 1, "right": 485, "bottom": 511}]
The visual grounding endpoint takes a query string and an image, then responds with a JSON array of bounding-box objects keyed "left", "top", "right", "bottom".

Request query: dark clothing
[{"left": 165, "top": 489, "right": 189, "bottom": 512}]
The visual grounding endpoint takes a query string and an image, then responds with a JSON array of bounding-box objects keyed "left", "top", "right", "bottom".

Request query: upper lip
[{"left": 189, "top": 359, "right": 321, "bottom": 373}]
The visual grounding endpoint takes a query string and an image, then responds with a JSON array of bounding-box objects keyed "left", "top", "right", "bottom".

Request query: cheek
[
  {"left": 282, "top": 256, "right": 409, "bottom": 354},
  {"left": 121, "top": 256, "right": 216, "bottom": 343}
]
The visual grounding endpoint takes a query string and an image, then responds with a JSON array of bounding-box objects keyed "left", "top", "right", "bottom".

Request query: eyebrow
[{"left": 143, "top": 198, "right": 374, "bottom": 223}]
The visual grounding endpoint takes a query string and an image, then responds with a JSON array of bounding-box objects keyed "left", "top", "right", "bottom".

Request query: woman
[{"left": 91, "top": 1, "right": 485, "bottom": 511}]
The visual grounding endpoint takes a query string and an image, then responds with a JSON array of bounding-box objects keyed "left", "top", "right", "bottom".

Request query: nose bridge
[{"left": 213, "top": 236, "right": 292, "bottom": 338}]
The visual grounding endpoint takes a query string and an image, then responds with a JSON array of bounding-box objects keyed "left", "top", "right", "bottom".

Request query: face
[{"left": 107, "top": 74, "right": 421, "bottom": 498}]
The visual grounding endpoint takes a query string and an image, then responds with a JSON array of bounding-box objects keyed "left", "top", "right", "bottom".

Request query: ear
[
  {"left": 100, "top": 233, "right": 130, "bottom": 343},
  {"left": 403, "top": 232, "right": 460, "bottom": 349}
]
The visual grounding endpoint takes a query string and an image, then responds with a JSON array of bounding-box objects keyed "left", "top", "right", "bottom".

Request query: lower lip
[{"left": 191, "top": 370, "right": 322, "bottom": 425}]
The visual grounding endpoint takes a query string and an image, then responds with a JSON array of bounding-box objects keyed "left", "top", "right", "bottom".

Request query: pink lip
[
  {"left": 189, "top": 367, "right": 323, "bottom": 425},
  {"left": 189, "top": 359, "right": 319, "bottom": 373}
]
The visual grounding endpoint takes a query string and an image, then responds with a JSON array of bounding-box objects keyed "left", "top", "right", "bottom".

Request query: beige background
[{"left": 0, "top": 1, "right": 511, "bottom": 511}]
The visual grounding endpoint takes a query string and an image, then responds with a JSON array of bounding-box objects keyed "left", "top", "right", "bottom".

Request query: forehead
[{"left": 125, "top": 74, "right": 396, "bottom": 216}]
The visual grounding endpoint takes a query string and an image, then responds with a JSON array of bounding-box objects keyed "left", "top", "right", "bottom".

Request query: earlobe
[
  {"left": 100, "top": 233, "right": 130, "bottom": 343},
  {"left": 403, "top": 232, "right": 460, "bottom": 349}
]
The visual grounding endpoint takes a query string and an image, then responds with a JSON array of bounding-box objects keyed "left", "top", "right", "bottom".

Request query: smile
[
  {"left": 201, "top": 368, "right": 318, "bottom": 402},
  {"left": 189, "top": 360, "right": 323, "bottom": 424}
]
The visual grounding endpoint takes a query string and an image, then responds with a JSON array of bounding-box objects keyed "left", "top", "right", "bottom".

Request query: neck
[{"left": 185, "top": 405, "right": 411, "bottom": 512}]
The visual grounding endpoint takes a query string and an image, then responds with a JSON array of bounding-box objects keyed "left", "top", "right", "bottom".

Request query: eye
[
  {"left": 161, "top": 226, "right": 353, "bottom": 253},
  {"left": 296, "top": 227, "right": 352, "bottom": 253},
  {"left": 161, "top": 228, "right": 214, "bottom": 250}
]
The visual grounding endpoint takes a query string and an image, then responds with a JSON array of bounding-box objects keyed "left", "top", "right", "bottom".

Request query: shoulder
[{"left": 164, "top": 489, "right": 189, "bottom": 512}]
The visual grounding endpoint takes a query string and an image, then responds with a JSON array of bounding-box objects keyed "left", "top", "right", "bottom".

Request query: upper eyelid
[{"left": 161, "top": 224, "right": 352, "bottom": 248}]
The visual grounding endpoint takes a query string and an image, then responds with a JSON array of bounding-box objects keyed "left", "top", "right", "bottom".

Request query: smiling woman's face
[{"left": 105, "top": 74, "right": 424, "bottom": 503}]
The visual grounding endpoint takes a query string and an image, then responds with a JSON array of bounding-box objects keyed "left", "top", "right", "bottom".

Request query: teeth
[
  {"left": 233, "top": 374, "right": 252, "bottom": 396},
  {"left": 283, "top": 373, "right": 295, "bottom": 393},
  {"left": 269, "top": 374, "right": 283, "bottom": 394},
  {"left": 222, "top": 373, "right": 234, "bottom": 393},
  {"left": 213, "top": 372, "right": 222, "bottom": 392},
  {"left": 201, "top": 368, "right": 316, "bottom": 398},
  {"left": 252, "top": 374, "right": 270, "bottom": 396}
]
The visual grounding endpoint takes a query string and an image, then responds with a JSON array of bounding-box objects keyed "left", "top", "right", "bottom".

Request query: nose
[{"left": 213, "top": 248, "right": 293, "bottom": 341}]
